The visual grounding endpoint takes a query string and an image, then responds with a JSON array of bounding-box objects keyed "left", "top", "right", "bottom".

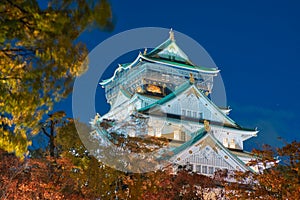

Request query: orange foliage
[{"left": 0, "top": 149, "right": 87, "bottom": 199}]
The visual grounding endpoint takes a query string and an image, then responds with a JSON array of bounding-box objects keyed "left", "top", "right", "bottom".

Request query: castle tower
[{"left": 97, "top": 30, "right": 259, "bottom": 174}]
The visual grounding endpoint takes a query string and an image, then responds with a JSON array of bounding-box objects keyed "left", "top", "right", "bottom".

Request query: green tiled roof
[
  {"left": 144, "top": 56, "right": 218, "bottom": 72},
  {"left": 100, "top": 36, "right": 219, "bottom": 86},
  {"left": 147, "top": 38, "right": 173, "bottom": 55},
  {"left": 145, "top": 37, "right": 218, "bottom": 72},
  {"left": 172, "top": 128, "right": 207, "bottom": 155}
]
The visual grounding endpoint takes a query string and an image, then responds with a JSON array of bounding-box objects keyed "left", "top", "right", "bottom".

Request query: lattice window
[
  {"left": 187, "top": 110, "right": 191, "bottom": 117},
  {"left": 208, "top": 167, "right": 214, "bottom": 174}
]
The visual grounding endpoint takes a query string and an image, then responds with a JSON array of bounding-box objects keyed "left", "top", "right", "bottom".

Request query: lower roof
[{"left": 139, "top": 105, "right": 257, "bottom": 133}]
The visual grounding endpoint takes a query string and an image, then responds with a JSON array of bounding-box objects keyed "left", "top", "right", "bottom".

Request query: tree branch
[
  {"left": 0, "top": 77, "right": 22, "bottom": 80},
  {"left": 5, "top": 0, "right": 29, "bottom": 14},
  {"left": 41, "top": 127, "right": 50, "bottom": 138}
]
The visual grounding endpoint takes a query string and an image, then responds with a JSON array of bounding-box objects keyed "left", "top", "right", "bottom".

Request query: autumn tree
[
  {"left": 55, "top": 119, "right": 228, "bottom": 199},
  {"left": 40, "top": 111, "right": 70, "bottom": 157},
  {"left": 0, "top": 0, "right": 113, "bottom": 157},
  {"left": 55, "top": 119, "right": 127, "bottom": 199},
  {"left": 226, "top": 141, "right": 300, "bottom": 199},
  {"left": 1, "top": 118, "right": 126, "bottom": 199},
  {"left": 0, "top": 149, "right": 90, "bottom": 199}
]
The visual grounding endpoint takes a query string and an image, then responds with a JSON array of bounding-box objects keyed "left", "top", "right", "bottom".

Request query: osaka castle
[{"left": 96, "top": 30, "right": 259, "bottom": 174}]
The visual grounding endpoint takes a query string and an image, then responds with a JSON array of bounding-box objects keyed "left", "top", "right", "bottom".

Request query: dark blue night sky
[{"left": 54, "top": 0, "right": 300, "bottom": 150}]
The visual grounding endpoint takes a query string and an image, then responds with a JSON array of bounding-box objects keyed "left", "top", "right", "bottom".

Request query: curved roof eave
[
  {"left": 99, "top": 53, "right": 220, "bottom": 86},
  {"left": 140, "top": 54, "right": 220, "bottom": 74},
  {"left": 99, "top": 53, "right": 143, "bottom": 86}
]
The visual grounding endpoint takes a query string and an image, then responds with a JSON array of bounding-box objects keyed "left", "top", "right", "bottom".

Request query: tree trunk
[{"left": 49, "top": 120, "right": 55, "bottom": 157}]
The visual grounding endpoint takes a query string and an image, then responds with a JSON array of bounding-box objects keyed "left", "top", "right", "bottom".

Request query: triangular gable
[
  {"left": 175, "top": 84, "right": 237, "bottom": 126},
  {"left": 138, "top": 81, "right": 238, "bottom": 127},
  {"left": 146, "top": 37, "right": 171, "bottom": 55},
  {"left": 147, "top": 37, "right": 191, "bottom": 64},
  {"left": 171, "top": 129, "right": 251, "bottom": 172}
]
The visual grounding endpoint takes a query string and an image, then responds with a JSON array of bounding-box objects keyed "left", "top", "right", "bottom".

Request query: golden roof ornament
[
  {"left": 117, "top": 64, "right": 122, "bottom": 72},
  {"left": 169, "top": 28, "right": 175, "bottom": 41},
  {"left": 136, "top": 86, "right": 144, "bottom": 93},
  {"left": 93, "top": 113, "right": 101, "bottom": 124},
  {"left": 205, "top": 88, "right": 212, "bottom": 96},
  {"left": 204, "top": 120, "right": 211, "bottom": 132},
  {"left": 189, "top": 73, "right": 195, "bottom": 84},
  {"left": 143, "top": 48, "right": 147, "bottom": 55}
]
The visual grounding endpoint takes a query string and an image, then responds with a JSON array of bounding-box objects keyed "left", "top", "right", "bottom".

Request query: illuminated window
[
  {"left": 230, "top": 139, "right": 236, "bottom": 148},
  {"left": 223, "top": 138, "right": 229, "bottom": 147},
  {"left": 146, "top": 84, "right": 161, "bottom": 93}
]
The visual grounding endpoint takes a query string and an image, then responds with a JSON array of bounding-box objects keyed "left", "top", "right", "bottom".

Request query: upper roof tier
[
  {"left": 146, "top": 29, "right": 193, "bottom": 64},
  {"left": 99, "top": 30, "right": 219, "bottom": 86}
]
